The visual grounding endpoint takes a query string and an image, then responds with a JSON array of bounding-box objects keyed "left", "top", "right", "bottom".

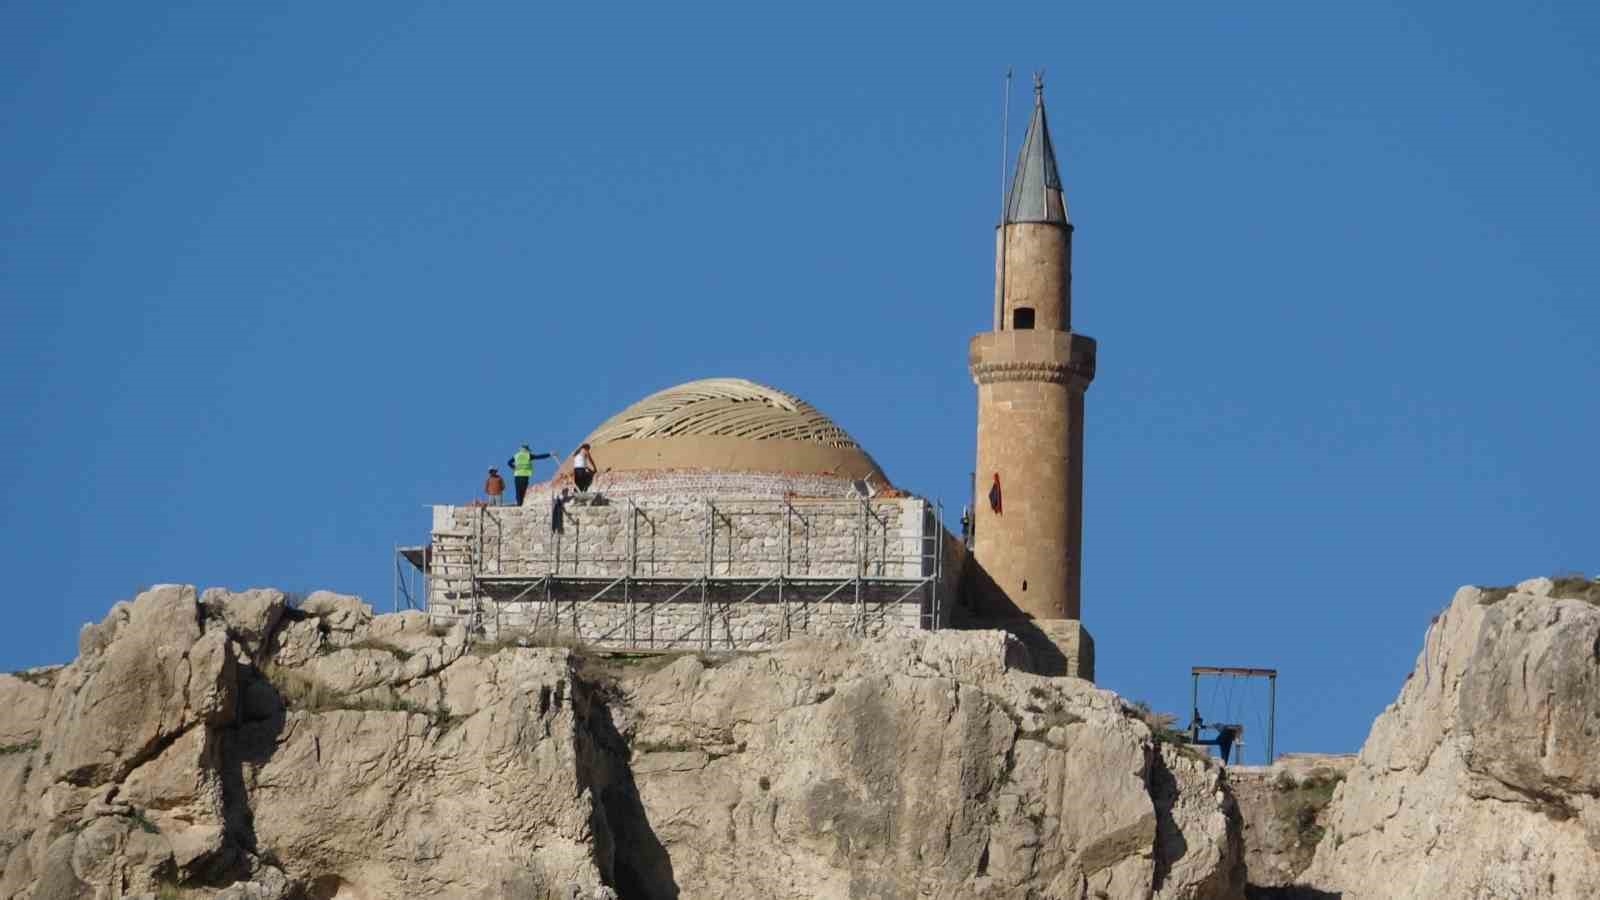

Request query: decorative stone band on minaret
[
  {"left": 970, "top": 362, "right": 1077, "bottom": 385},
  {"left": 967, "top": 74, "right": 1097, "bottom": 680},
  {"left": 969, "top": 336, "right": 1095, "bottom": 387}
]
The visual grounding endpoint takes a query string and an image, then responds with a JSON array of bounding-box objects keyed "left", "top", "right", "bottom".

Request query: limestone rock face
[
  {"left": 0, "top": 668, "right": 57, "bottom": 895},
  {"left": 610, "top": 633, "right": 1242, "bottom": 899},
  {"left": 1301, "top": 581, "right": 1600, "bottom": 899},
  {"left": 1, "top": 587, "right": 1246, "bottom": 899},
  {"left": 0, "top": 672, "right": 52, "bottom": 749},
  {"left": 46, "top": 585, "right": 238, "bottom": 788}
]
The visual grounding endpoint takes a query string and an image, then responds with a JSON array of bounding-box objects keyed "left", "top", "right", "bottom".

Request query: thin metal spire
[
  {"left": 999, "top": 67, "right": 1012, "bottom": 226},
  {"left": 1002, "top": 71, "right": 1068, "bottom": 225},
  {"left": 996, "top": 67, "right": 1013, "bottom": 330}
]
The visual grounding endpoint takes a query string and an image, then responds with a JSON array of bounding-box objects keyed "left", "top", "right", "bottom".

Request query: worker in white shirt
[{"left": 572, "top": 443, "right": 599, "bottom": 493}]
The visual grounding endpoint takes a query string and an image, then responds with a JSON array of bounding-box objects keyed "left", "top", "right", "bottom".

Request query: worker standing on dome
[
  {"left": 506, "top": 443, "right": 552, "bottom": 505},
  {"left": 572, "top": 443, "right": 599, "bottom": 494}
]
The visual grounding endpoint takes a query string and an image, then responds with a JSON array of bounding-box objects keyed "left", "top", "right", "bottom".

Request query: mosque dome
[{"left": 555, "top": 378, "right": 887, "bottom": 488}]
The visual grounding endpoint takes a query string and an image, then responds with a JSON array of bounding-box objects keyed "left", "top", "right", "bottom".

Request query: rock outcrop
[
  {"left": 609, "top": 633, "right": 1243, "bottom": 899},
  {"left": 0, "top": 585, "right": 1246, "bottom": 899},
  {"left": 1298, "top": 577, "right": 1600, "bottom": 899}
]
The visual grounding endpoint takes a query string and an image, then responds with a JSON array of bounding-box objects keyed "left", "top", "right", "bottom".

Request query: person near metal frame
[{"left": 507, "top": 444, "right": 553, "bottom": 505}]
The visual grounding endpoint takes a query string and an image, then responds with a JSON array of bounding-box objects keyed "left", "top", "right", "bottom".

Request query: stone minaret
[{"left": 968, "top": 75, "right": 1098, "bottom": 679}]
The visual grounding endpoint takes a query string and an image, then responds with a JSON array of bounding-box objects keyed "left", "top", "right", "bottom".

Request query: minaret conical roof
[{"left": 1002, "top": 76, "right": 1068, "bottom": 225}]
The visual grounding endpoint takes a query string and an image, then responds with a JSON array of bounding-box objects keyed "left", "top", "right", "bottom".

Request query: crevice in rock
[
  {"left": 62, "top": 720, "right": 200, "bottom": 789},
  {"left": 212, "top": 663, "right": 290, "bottom": 890},
  {"left": 1149, "top": 750, "right": 1184, "bottom": 892},
  {"left": 572, "top": 663, "right": 679, "bottom": 900},
  {"left": 1471, "top": 774, "right": 1579, "bottom": 822}
]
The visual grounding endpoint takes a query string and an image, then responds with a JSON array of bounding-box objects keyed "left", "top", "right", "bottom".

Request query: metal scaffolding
[
  {"left": 1186, "top": 665, "right": 1278, "bottom": 765},
  {"left": 399, "top": 495, "right": 948, "bottom": 650}
]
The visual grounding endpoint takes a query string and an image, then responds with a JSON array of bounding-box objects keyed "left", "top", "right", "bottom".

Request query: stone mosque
[{"left": 414, "top": 79, "right": 1097, "bottom": 678}]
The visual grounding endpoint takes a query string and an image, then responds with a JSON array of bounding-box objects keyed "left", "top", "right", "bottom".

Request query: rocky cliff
[
  {"left": 1226, "top": 753, "right": 1352, "bottom": 897},
  {"left": 1296, "top": 577, "right": 1600, "bottom": 899},
  {"left": 0, "top": 586, "right": 1244, "bottom": 899}
]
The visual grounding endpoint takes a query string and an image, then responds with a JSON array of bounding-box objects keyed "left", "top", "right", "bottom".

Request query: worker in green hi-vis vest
[{"left": 505, "top": 443, "right": 553, "bottom": 505}]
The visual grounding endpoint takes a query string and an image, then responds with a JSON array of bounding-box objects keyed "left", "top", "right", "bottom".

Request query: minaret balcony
[{"left": 969, "top": 329, "right": 1096, "bottom": 388}]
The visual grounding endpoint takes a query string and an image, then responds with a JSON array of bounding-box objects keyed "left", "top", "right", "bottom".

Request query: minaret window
[{"left": 1012, "top": 307, "right": 1036, "bottom": 330}]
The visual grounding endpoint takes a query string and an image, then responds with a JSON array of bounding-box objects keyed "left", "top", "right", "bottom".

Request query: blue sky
[{"left": 2, "top": 2, "right": 1595, "bottom": 757}]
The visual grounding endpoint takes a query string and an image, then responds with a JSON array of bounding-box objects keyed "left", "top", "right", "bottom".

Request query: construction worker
[
  {"left": 572, "top": 443, "right": 599, "bottom": 493},
  {"left": 483, "top": 468, "right": 505, "bottom": 506},
  {"left": 506, "top": 444, "right": 552, "bottom": 505}
]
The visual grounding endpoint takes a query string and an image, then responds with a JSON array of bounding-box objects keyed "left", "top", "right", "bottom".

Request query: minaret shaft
[{"left": 968, "top": 325, "right": 1096, "bottom": 619}]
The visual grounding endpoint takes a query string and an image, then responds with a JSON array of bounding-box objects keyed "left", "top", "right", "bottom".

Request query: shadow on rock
[
  {"left": 573, "top": 673, "right": 678, "bottom": 900},
  {"left": 955, "top": 562, "right": 1070, "bottom": 675},
  {"left": 214, "top": 657, "right": 289, "bottom": 884},
  {"left": 1246, "top": 886, "right": 1341, "bottom": 899},
  {"left": 1150, "top": 752, "right": 1186, "bottom": 892}
]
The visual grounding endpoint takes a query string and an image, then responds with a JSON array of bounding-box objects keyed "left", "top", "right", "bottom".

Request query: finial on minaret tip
[{"left": 1001, "top": 68, "right": 1067, "bottom": 225}]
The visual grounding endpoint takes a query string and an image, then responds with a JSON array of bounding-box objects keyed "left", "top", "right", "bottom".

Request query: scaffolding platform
[{"left": 398, "top": 494, "right": 957, "bottom": 651}]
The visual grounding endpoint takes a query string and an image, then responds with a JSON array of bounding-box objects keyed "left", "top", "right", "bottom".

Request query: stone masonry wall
[
  {"left": 454, "top": 495, "right": 927, "bottom": 580},
  {"left": 525, "top": 469, "right": 868, "bottom": 504}
]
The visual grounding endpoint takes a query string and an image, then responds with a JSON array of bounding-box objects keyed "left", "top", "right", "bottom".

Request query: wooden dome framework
[{"left": 584, "top": 378, "right": 863, "bottom": 449}]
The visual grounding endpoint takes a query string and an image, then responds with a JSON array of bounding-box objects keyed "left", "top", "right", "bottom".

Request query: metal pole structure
[
  {"left": 855, "top": 500, "right": 867, "bottom": 634},
  {"left": 995, "top": 67, "right": 1012, "bottom": 330},
  {"left": 967, "top": 471, "right": 977, "bottom": 550},
  {"left": 472, "top": 507, "right": 483, "bottom": 634},
  {"left": 704, "top": 500, "right": 713, "bottom": 651},
  {"left": 627, "top": 500, "right": 636, "bottom": 648},
  {"left": 1191, "top": 672, "right": 1200, "bottom": 742},
  {"left": 878, "top": 505, "right": 887, "bottom": 577},
  {"left": 858, "top": 499, "right": 867, "bottom": 576},
  {"left": 933, "top": 501, "right": 943, "bottom": 630},
  {"left": 701, "top": 577, "right": 710, "bottom": 652},
  {"left": 781, "top": 503, "right": 791, "bottom": 640},
  {"left": 1267, "top": 673, "right": 1277, "bottom": 764}
]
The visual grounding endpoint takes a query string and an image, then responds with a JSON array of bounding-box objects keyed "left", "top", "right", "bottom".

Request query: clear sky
[{"left": 2, "top": 2, "right": 1595, "bottom": 757}]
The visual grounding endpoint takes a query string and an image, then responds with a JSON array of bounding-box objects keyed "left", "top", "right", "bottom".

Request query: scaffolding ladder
[{"left": 429, "top": 528, "right": 479, "bottom": 628}]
